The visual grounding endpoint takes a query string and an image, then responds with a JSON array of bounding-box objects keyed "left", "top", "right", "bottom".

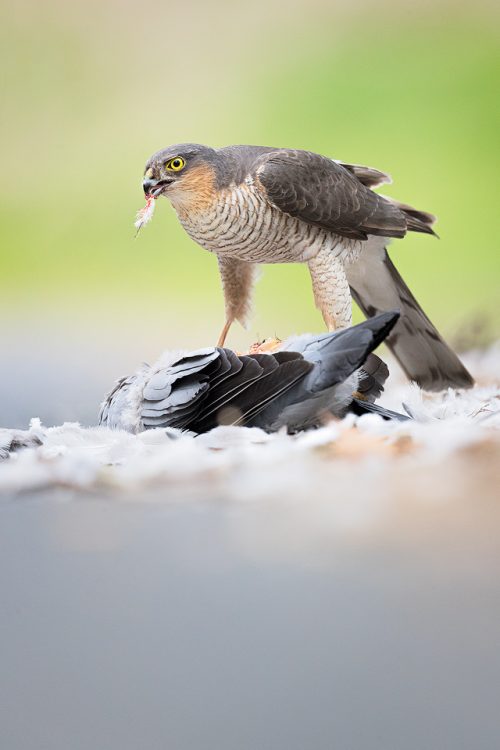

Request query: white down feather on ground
[{"left": 1, "top": 344, "right": 499, "bottom": 503}]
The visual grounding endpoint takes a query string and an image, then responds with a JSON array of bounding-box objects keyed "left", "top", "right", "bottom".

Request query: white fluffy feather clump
[{"left": 0, "top": 345, "right": 499, "bottom": 503}]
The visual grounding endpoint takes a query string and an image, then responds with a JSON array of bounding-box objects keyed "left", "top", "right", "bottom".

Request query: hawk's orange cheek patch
[{"left": 168, "top": 163, "right": 217, "bottom": 217}]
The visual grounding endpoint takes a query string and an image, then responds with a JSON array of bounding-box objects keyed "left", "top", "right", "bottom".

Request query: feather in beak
[{"left": 134, "top": 195, "right": 156, "bottom": 236}]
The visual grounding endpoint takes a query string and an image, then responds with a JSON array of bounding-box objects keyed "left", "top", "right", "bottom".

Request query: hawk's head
[{"left": 142, "top": 143, "right": 219, "bottom": 212}]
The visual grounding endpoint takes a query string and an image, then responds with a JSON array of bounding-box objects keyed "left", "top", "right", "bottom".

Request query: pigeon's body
[
  {"left": 141, "top": 143, "right": 473, "bottom": 391},
  {"left": 99, "top": 312, "right": 407, "bottom": 435}
]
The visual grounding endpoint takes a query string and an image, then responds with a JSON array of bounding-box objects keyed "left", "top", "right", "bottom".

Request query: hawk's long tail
[{"left": 345, "top": 239, "right": 474, "bottom": 391}]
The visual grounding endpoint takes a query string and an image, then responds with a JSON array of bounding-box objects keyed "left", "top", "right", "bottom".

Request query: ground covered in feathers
[{"left": 1, "top": 345, "right": 499, "bottom": 502}]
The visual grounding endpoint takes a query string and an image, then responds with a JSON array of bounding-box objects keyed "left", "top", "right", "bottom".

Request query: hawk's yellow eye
[{"left": 166, "top": 157, "right": 185, "bottom": 172}]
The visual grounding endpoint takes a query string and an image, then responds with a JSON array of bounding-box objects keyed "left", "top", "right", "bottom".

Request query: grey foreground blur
[{"left": 1, "top": 493, "right": 499, "bottom": 750}]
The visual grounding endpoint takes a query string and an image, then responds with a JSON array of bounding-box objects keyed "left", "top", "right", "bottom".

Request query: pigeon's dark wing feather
[
  {"left": 187, "top": 356, "right": 270, "bottom": 432},
  {"left": 237, "top": 359, "right": 313, "bottom": 425},
  {"left": 190, "top": 351, "right": 313, "bottom": 432},
  {"left": 193, "top": 353, "right": 282, "bottom": 430},
  {"left": 272, "top": 350, "right": 303, "bottom": 364},
  {"left": 356, "top": 354, "right": 390, "bottom": 403},
  {"left": 350, "top": 399, "right": 410, "bottom": 422}
]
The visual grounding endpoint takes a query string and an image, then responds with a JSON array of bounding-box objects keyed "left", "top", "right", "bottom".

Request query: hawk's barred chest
[{"left": 170, "top": 177, "right": 357, "bottom": 265}]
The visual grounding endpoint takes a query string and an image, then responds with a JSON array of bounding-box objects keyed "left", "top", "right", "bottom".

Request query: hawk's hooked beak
[{"left": 142, "top": 178, "right": 172, "bottom": 197}]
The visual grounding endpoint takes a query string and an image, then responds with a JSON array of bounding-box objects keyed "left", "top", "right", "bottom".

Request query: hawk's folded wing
[{"left": 256, "top": 149, "right": 408, "bottom": 240}]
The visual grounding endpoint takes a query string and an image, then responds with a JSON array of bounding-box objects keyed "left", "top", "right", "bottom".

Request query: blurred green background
[{"left": 0, "top": 0, "right": 499, "bottom": 424}]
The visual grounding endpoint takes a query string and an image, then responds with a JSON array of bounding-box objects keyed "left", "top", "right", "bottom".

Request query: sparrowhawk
[
  {"left": 99, "top": 311, "right": 406, "bottom": 434},
  {"left": 141, "top": 143, "right": 473, "bottom": 392}
]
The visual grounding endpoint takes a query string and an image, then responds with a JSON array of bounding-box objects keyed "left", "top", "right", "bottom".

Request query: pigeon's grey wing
[
  {"left": 234, "top": 358, "right": 313, "bottom": 425},
  {"left": 100, "top": 348, "right": 243, "bottom": 433},
  {"left": 210, "top": 348, "right": 240, "bottom": 387},
  {"left": 162, "top": 348, "right": 241, "bottom": 430},
  {"left": 257, "top": 150, "right": 413, "bottom": 240},
  {"left": 140, "top": 349, "right": 221, "bottom": 431},
  {"left": 190, "top": 355, "right": 265, "bottom": 432},
  {"left": 139, "top": 350, "right": 222, "bottom": 420},
  {"left": 142, "top": 376, "right": 210, "bottom": 428},
  {"left": 346, "top": 242, "right": 474, "bottom": 390},
  {"left": 192, "top": 353, "right": 313, "bottom": 432},
  {"left": 231, "top": 352, "right": 282, "bottom": 414},
  {"left": 143, "top": 349, "right": 220, "bottom": 400}
]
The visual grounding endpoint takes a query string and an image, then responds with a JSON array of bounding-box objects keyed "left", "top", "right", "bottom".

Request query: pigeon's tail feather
[
  {"left": 250, "top": 312, "right": 400, "bottom": 431},
  {"left": 346, "top": 241, "right": 474, "bottom": 391},
  {"left": 299, "top": 310, "right": 400, "bottom": 392}
]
